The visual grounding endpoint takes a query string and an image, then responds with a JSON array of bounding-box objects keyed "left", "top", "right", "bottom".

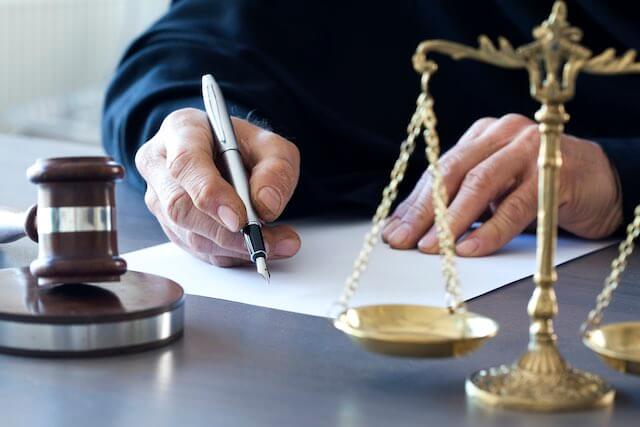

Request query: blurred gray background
[{"left": 0, "top": 0, "right": 170, "bottom": 145}]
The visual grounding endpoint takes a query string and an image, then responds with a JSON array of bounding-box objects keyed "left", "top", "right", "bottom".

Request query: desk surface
[{"left": 0, "top": 135, "right": 638, "bottom": 427}]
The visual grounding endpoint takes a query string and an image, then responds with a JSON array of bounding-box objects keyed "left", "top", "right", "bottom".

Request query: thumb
[{"left": 232, "top": 118, "right": 300, "bottom": 222}]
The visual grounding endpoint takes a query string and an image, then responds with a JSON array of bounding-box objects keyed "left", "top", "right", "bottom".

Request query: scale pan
[
  {"left": 334, "top": 304, "right": 498, "bottom": 358},
  {"left": 583, "top": 322, "right": 640, "bottom": 375}
]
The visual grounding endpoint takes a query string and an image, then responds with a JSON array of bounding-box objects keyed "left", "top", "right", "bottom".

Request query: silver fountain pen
[{"left": 202, "top": 74, "right": 270, "bottom": 282}]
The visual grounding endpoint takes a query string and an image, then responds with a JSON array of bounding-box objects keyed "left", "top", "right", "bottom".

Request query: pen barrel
[{"left": 221, "top": 149, "right": 260, "bottom": 224}]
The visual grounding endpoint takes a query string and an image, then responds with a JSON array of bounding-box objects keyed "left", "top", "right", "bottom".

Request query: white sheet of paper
[{"left": 124, "top": 221, "right": 613, "bottom": 317}]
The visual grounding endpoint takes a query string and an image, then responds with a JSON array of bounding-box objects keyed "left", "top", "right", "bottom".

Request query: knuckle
[
  {"left": 273, "top": 157, "right": 298, "bottom": 193},
  {"left": 165, "top": 189, "right": 191, "bottom": 225},
  {"left": 186, "top": 232, "right": 210, "bottom": 253},
  {"left": 392, "top": 199, "right": 411, "bottom": 218},
  {"left": 439, "top": 151, "right": 462, "bottom": 177},
  {"left": 514, "top": 125, "right": 541, "bottom": 157},
  {"left": 211, "top": 222, "right": 236, "bottom": 248},
  {"left": 471, "top": 117, "right": 497, "bottom": 132},
  {"left": 498, "top": 113, "right": 534, "bottom": 136},
  {"left": 143, "top": 190, "right": 157, "bottom": 212},
  {"left": 134, "top": 143, "right": 152, "bottom": 174},
  {"left": 519, "top": 124, "right": 540, "bottom": 145},
  {"left": 462, "top": 166, "right": 492, "bottom": 194},
  {"left": 263, "top": 132, "right": 299, "bottom": 164},
  {"left": 165, "top": 108, "right": 202, "bottom": 129},
  {"left": 475, "top": 116, "right": 497, "bottom": 126},
  {"left": 209, "top": 256, "right": 236, "bottom": 268},
  {"left": 167, "top": 144, "right": 193, "bottom": 181},
  {"left": 186, "top": 231, "right": 199, "bottom": 250},
  {"left": 501, "top": 193, "right": 534, "bottom": 226},
  {"left": 283, "top": 140, "right": 300, "bottom": 162},
  {"left": 499, "top": 113, "right": 531, "bottom": 127},
  {"left": 192, "top": 183, "right": 216, "bottom": 212},
  {"left": 445, "top": 207, "right": 465, "bottom": 228},
  {"left": 462, "top": 117, "right": 497, "bottom": 142},
  {"left": 485, "top": 221, "right": 505, "bottom": 249},
  {"left": 404, "top": 199, "right": 431, "bottom": 223}
]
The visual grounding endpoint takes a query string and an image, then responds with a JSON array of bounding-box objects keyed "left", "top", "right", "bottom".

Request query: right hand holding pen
[{"left": 136, "top": 108, "right": 301, "bottom": 267}]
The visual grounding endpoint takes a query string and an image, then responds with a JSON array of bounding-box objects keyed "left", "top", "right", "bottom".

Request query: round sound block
[{"left": 0, "top": 267, "right": 184, "bottom": 357}]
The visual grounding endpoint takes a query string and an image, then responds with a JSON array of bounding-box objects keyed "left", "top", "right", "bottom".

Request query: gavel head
[{"left": 27, "top": 157, "right": 127, "bottom": 285}]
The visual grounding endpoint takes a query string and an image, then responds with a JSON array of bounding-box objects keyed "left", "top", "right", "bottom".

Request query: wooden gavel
[{"left": 0, "top": 157, "right": 127, "bottom": 285}]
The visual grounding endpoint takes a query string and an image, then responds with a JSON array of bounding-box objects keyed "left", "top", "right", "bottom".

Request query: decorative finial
[{"left": 550, "top": 1, "right": 567, "bottom": 24}]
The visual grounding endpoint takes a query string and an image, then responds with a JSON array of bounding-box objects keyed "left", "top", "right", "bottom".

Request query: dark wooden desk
[{"left": 0, "top": 135, "right": 638, "bottom": 427}]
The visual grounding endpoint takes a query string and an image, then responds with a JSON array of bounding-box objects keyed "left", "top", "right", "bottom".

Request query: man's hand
[
  {"left": 383, "top": 114, "right": 623, "bottom": 256},
  {"left": 136, "top": 108, "right": 301, "bottom": 267}
]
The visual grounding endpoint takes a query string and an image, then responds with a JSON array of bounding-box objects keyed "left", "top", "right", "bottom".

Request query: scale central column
[
  {"left": 520, "top": 102, "right": 566, "bottom": 371},
  {"left": 465, "top": 101, "right": 615, "bottom": 411}
]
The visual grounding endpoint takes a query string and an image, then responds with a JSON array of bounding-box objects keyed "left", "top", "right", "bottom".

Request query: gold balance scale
[{"left": 331, "top": 1, "right": 640, "bottom": 412}]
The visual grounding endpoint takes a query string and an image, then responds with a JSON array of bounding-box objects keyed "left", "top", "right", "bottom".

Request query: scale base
[
  {"left": 0, "top": 267, "right": 185, "bottom": 357},
  {"left": 466, "top": 364, "right": 614, "bottom": 412}
]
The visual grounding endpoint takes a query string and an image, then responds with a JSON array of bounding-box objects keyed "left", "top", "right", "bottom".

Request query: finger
[
  {"left": 195, "top": 221, "right": 300, "bottom": 259},
  {"left": 161, "top": 108, "right": 247, "bottom": 231},
  {"left": 158, "top": 182, "right": 300, "bottom": 258},
  {"left": 146, "top": 154, "right": 301, "bottom": 260},
  {"left": 186, "top": 223, "right": 301, "bottom": 260},
  {"left": 155, "top": 213, "right": 248, "bottom": 267},
  {"left": 417, "top": 131, "right": 535, "bottom": 253},
  {"left": 262, "top": 224, "right": 302, "bottom": 258},
  {"left": 146, "top": 191, "right": 217, "bottom": 259},
  {"left": 157, "top": 220, "right": 196, "bottom": 258},
  {"left": 384, "top": 114, "right": 532, "bottom": 249},
  {"left": 202, "top": 225, "right": 301, "bottom": 267},
  {"left": 384, "top": 116, "right": 498, "bottom": 234},
  {"left": 205, "top": 255, "right": 247, "bottom": 268},
  {"left": 145, "top": 185, "right": 215, "bottom": 254},
  {"left": 232, "top": 118, "right": 300, "bottom": 222},
  {"left": 160, "top": 223, "right": 236, "bottom": 267},
  {"left": 147, "top": 127, "right": 296, "bottom": 266},
  {"left": 382, "top": 171, "right": 431, "bottom": 243},
  {"left": 143, "top": 146, "right": 242, "bottom": 243},
  {"left": 456, "top": 180, "right": 537, "bottom": 257}
]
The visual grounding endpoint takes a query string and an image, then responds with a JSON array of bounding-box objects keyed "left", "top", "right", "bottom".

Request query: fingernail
[
  {"left": 258, "top": 186, "right": 282, "bottom": 218},
  {"left": 457, "top": 237, "right": 479, "bottom": 256},
  {"left": 217, "top": 205, "right": 240, "bottom": 231},
  {"left": 418, "top": 229, "right": 438, "bottom": 253},
  {"left": 389, "top": 223, "right": 411, "bottom": 246},
  {"left": 274, "top": 238, "right": 300, "bottom": 256}
]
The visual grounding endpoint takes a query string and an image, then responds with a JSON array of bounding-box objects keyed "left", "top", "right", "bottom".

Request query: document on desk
[{"left": 124, "top": 221, "right": 613, "bottom": 318}]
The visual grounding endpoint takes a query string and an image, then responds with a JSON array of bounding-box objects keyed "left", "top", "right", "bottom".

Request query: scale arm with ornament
[{"left": 332, "top": 1, "right": 640, "bottom": 412}]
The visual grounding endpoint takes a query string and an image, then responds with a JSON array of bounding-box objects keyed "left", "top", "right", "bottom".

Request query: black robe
[{"left": 103, "top": 0, "right": 640, "bottom": 226}]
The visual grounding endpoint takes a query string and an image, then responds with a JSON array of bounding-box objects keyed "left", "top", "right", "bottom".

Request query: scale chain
[
  {"left": 332, "top": 109, "right": 422, "bottom": 314},
  {"left": 420, "top": 95, "right": 465, "bottom": 312},
  {"left": 581, "top": 204, "right": 640, "bottom": 335},
  {"left": 333, "top": 70, "right": 466, "bottom": 316}
]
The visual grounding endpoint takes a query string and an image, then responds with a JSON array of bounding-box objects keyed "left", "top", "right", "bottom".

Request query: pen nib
[{"left": 256, "top": 256, "right": 270, "bottom": 283}]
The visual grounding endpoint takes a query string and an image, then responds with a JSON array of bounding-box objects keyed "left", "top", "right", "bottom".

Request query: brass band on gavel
[{"left": 27, "top": 157, "right": 127, "bottom": 285}]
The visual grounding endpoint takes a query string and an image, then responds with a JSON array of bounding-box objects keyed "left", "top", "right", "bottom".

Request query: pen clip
[{"left": 202, "top": 74, "right": 228, "bottom": 148}]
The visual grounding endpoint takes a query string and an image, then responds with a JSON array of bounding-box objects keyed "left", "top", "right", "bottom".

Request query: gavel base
[{"left": 0, "top": 268, "right": 185, "bottom": 357}]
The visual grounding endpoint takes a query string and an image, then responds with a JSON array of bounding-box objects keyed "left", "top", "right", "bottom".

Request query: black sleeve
[
  {"left": 102, "top": 0, "right": 299, "bottom": 192},
  {"left": 597, "top": 138, "right": 640, "bottom": 228}
]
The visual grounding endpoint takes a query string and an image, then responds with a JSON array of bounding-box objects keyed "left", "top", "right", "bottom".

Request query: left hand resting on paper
[{"left": 382, "top": 113, "right": 623, "bottom": 257}]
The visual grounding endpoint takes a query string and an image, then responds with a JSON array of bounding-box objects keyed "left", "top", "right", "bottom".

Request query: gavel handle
[{"left": 0, "top": 205, "right": 37, "bottom": 243}]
